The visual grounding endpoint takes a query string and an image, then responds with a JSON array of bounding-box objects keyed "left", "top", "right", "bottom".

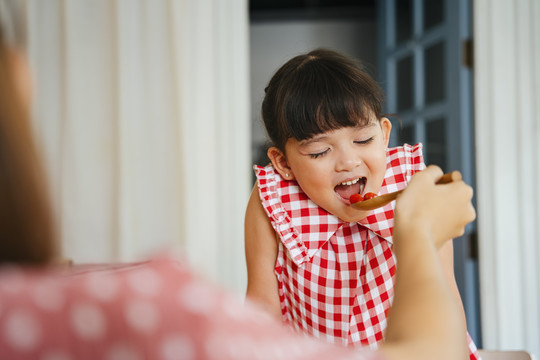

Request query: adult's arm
[
  {"left": 438, "top": 239, "right": 470, "bottom": 349},
  {"left": 380, "top": 165, "right": 475, "bottom": 360}
]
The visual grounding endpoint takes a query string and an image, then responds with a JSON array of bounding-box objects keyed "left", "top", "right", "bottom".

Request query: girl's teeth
[{"left": 341, "top": 178, "right": 359, "bottom": 186}]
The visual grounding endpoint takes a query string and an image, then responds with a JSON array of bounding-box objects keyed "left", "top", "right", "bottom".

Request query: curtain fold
[
  {"left": 474, "top": 0, "right": 540, "bottom": 355},
  {"left": 26, "top": 0, "right": 250, "bottom": 293}
]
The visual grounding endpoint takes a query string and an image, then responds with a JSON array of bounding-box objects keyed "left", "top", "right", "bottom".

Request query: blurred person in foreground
[{"left": 0, "top": 1, "right": 475, "bottom": 359}]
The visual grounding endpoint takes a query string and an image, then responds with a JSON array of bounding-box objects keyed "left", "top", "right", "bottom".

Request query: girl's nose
[{"left": 335, "top": 148, "right": 361, "bottom": 172}]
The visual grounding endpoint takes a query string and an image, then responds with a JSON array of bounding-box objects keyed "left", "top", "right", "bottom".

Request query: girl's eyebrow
[
  {"left": 355, "top": 123, "right": 377, "bottom": 130},
  {"left": 299, "top": 135, "right": 329, "bottom": 146},
  {"left": 299, "top": 123, "right": 377, "bottom": 146}
]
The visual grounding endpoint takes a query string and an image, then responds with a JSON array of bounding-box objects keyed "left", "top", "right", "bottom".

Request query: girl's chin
[
  {"left": 319, "top": 197, "right": 370, "bottom": 222},
  {"left": 336, "top": 207, "right": 370, "bottom": 223}
]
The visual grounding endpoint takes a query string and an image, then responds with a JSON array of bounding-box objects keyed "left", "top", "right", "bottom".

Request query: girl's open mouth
[{"left": 334, "top": 177, "right": 366, "bottom": 203}]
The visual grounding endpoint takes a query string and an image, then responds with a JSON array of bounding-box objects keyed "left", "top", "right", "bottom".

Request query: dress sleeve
[
  {"left": 406, "top": 143, "right": 426, "bottom": 177},
  {"left": 382, "top": 143, "right": 425, "bottom": 194}
]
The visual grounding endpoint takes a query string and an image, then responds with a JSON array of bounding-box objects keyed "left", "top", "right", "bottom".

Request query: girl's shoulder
[
  {"left": 382, "top": 143, "right": 425, "bottom": 190},
  {"left": 386, "top": 143, "right": 425, "bottom": 175}
]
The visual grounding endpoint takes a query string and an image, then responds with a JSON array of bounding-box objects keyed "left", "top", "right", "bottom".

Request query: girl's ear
[
  {"left": 380, "top": 117, "right": 392, "bottom": 148},
  {"left": 267, "top": 147, "right": 294, "bottom": 180}
]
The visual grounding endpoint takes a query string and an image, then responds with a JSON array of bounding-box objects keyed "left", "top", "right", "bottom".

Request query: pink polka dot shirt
[{"left": 0, "top": 257, "right": 382, "bottom": 360}]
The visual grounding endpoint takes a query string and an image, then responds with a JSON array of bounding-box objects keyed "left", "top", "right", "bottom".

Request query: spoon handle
[{"left": 351, "top": 171, "right": 462, "bottom": 211}]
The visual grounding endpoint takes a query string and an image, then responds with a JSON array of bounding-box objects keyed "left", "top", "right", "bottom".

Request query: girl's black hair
[{"left": 262, "top": 48, "right": 385, "bottom": 151}]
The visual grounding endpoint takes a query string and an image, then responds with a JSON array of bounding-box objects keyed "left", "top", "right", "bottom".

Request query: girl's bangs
[{"left": 284, "top": 75, "right": 375, "bottom": 141}]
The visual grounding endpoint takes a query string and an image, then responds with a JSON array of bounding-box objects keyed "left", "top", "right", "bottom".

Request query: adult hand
[{"left": 394, "top": 165, "right": 476, "bottom": 250}]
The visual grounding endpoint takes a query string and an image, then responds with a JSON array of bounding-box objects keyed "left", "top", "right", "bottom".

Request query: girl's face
[{"left": 268, "top": 118, "right": 392, "bottom": 223}]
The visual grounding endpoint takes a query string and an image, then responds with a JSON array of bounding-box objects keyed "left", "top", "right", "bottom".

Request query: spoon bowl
[{"left": 350, "top": 171, "right": 462, "bottom": 211}]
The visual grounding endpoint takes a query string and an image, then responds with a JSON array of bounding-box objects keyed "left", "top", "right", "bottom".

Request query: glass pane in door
[
  {"left": 399, "top": 123, "right": 415, "bottom": 146},
  {"left": 395, "top": 0, "right": 413, "bottom": 44},
  {"left": 424, "top": 41, "right": 445, "bottom": 105},
  {"left": 424, "top": 0, "right": 444, "bottom": 30},
  {"left": 425, "top": 117, "right": 446, "bottom": 171},
  {"left": 397, "top": 55, "right": 414, "bottom": 112}
]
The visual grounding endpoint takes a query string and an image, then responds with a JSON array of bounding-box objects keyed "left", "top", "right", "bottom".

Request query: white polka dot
[
  {"left": 177, "top": 281, "right": 217, "bottom": 314},
  {"left": 105, "top": 343, "right": 143, "bottom": 360},
  {"left": 204, "top": 334, "right": 228, "bottom": 360},
  {"left": 221, "top": 295, "right": 259, "bottom": 323},
  {"left": 3, "top": 309, "right": 41, "bottom": 350},
  {"left": 256, "top": 340, "right": 289, "bottom": 360},
  {"left": 124, "top": 299, "right": 160, "bottom": 333},
  {"left": 85, "top": 273, "right": 120, "bottom": 301},
  {"left": 161, "top": 334, "right": 196, "bottom": 360},
  {"left": 242, "top": 301, "right": 275, "bottom": 325},
  {"left": 70, "top": 303, "right": 106, "bottom": 340},
  {"left": 40, "top": 350, "right": 72, "bottom": 360},
  {"left": 229, "top": 335, "right": 259, "bottom": 359},
  {"left": 127, "top": 268, "right": 162, "bottom": 297},
  {"left": 205, "top": 333, "right": 261, "bottom": 360},
  {"left": 288, "top": 341, "right": 307, "bottom": 357},
  {"left": 0, "top": 269, "right": 27, "bottom": 294},
  {"left": 32, "top": 281, "right": 65, "bottom": 311}
]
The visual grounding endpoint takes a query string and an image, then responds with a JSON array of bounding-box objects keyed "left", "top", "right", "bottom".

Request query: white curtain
[
  {"left": 474, "top": 0, "right": 540, "bottom": 356},
  {"left": 25, "top": 0, "right": 250, "bottom": 293}
]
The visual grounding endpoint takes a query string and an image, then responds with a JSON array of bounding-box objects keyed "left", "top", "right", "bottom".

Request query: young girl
[{"left": 245, "top": 49, "right": 480, "bottom": 359}]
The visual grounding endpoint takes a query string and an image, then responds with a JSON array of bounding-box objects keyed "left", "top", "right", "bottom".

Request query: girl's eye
[
  {"left": 354, "top": 137, "right": 374, "bottom": 145},
  {"left": 309, "top": 149, "right": 329, "bottom": 159}
]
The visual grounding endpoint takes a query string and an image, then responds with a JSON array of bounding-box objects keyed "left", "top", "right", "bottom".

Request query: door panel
[{"left": 378, "top": 0, "right": 481, "bottom": 346}]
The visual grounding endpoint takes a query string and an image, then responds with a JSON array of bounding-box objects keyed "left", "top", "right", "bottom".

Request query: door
[{"left": 377, "top": 0, "right": 481, "bottom": 346}]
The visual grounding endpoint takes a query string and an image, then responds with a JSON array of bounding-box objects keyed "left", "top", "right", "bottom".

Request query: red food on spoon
[
  {"left": 350, "top": 192, "right": 377, "bottom": 204},
  {"left": 349, "top": 193, "right": 364, "bottom": 203},
  {"left": 363, "top": 192, "right": 377, "bottom": 200}
]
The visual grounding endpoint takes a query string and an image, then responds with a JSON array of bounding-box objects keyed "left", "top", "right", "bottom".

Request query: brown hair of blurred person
[{"left": 0, "top": 24, "right": 56, "bottom": 265}]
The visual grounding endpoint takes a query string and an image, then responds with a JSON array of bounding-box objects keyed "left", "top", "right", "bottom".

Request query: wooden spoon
[{"left": 350, "top": 171, "right": 462, "bottom": 211}]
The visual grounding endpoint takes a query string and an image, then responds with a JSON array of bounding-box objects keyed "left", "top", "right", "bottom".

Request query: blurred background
[{"left": 18, "top": 0, "right": 539, "bottom": 356}]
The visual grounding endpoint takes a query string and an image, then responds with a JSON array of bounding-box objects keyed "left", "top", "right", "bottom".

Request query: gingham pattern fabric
[{"left": 255, "top": 143, "right": 481, "bottom": 360}]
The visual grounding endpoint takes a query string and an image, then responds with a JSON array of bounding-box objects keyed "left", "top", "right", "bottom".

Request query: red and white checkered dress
[{"left": 255, "top": 143, "right": 480, "bottom": 359}]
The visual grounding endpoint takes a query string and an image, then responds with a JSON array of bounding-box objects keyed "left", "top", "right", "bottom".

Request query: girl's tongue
[{"left": 334, "top": 181, "right": 361, "bottom": 200}]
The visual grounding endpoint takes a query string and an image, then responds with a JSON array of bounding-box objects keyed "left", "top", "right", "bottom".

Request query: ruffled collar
[
  {"left": 255, "top": 144, "right": 422, "bottom": 267},
  {"left": 255, "top": 166, "right": 395, "bottom": 267}
]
